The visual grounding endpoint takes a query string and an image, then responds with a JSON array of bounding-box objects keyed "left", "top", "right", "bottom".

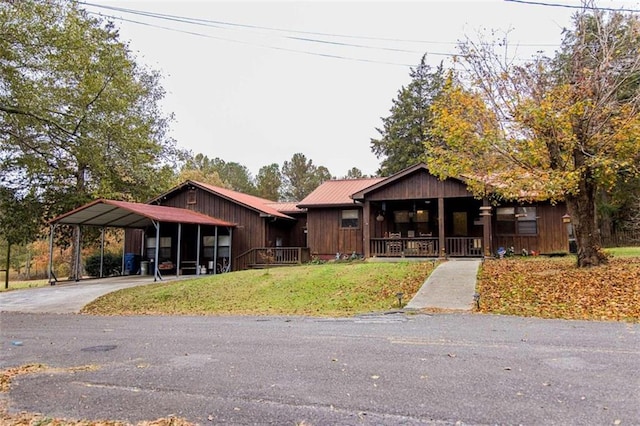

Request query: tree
[
  {"left": 255, "top": 163, "right": 282, "bottom": 200},
  {"left": 0, "top": 188, "right": 43, "bottom": 288},
  {"left": 0, "top": 1, "right": 177, "bottom": 278},
  {"left": 176, "top": 152, "right": 224, "bottom": 186},
  {"left": 371, "top": 55, "right": 446, "bottom": 176},
  {"left": 281, "top": 153, "right": 332, "bottom": 201},
  {"left": 428, "top": 9, "right": 640, "bottom": 267},
  {"left": 344, "top": 167, "right": 366, "bottom": 179}
]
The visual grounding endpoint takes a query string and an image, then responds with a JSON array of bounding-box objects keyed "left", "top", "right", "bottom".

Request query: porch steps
[{"left": 405, "top": 259, "right": 480, "bottom": 311}]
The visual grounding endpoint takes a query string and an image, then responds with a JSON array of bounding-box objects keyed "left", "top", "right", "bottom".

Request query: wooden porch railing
[
  {"left": 370, "top": 237, "right": 439, "bottom": 257},
  {"left": 370, "top": 237, "right": 483, "bottom": 258},
  {"left": 446, "top": 237, "right": 483, "bottom": 257},
  {"left": 235, "top": 247, "right": 311, "bottom": 271}
]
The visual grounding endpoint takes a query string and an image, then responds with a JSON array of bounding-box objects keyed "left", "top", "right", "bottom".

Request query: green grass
[
  {"left": 0, "top": 279, "right": 49, "bottom": 292},
  {"left": 604, "top": 246, "right": 640, "bottom": 257},
  {"left": 82, "top": 261, "right": 437, "bottom": 316}
]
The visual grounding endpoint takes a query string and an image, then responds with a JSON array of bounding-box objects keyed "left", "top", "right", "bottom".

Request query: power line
[
  {"left": 95, "top": 13, "right": 425, "bottom": 67},
  {"left": 504, "top": 0, "right": 640, "bottom": 13},
  {"left": 78, "top": 1, "right": 458, "bottom": 45}
]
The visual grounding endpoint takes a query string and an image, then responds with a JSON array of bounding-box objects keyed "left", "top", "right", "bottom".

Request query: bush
[{"left": 85, "top": 252, "right": 122, "bottom": 277}]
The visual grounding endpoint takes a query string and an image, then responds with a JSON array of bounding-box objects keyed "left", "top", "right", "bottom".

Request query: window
[
  {"left": 146, "top": 236, "right": 172, "bottom": 260},
  {"left": 496, "top": 206, "right": 537, "bottom": 235},
  {"left": 341, "top": 209, "right": 359, "bottom": 228},
  {"left": 187, "top": 189, "right": 197, "bottom": 205}
]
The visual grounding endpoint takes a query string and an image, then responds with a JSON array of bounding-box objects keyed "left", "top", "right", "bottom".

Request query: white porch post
[{"left": 213, "top": 226, "right": 219, "bottom": 275}]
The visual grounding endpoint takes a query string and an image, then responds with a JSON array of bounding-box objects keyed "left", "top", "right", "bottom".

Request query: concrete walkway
[{"left": 405, "top": 259, "right": 481, "bottom": 311}]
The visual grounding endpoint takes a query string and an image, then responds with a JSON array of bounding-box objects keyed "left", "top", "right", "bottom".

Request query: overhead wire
[
  {"left": 504, "top": 0, "right": 640, "bottom": 13},
  {"left": 76, "top": 1, "right": 567, "bottom": 67}
]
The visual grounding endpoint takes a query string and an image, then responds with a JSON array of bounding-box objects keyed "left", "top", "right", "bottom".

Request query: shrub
[{"left": 85, "top": 252, "right": 122, "bottom": 277}]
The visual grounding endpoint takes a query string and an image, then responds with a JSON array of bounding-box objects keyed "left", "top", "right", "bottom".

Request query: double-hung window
[
  {"left": 341, "top": 209, "right": 359, "bottom": 228},
  {"left": 496, "top": 207, "right": 537, "bottom": 235}
]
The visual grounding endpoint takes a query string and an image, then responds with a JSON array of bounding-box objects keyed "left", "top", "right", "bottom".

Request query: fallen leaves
[{"left": 477, "top": 257, "right": 640, "bottom": 322}]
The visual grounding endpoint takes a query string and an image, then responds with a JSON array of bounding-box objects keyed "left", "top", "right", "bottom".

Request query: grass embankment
[
  {"left": 82, "top": 261, "right": 436, "bottom": 316},
  {"left": 477, "top": 254, "right": 640, "bottom": 322}
]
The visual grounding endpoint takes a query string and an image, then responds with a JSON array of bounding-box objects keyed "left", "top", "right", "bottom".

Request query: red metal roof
[
  {"left": 297, "top": 178, "right": 384, "bottom": 207},
  {"left": 49, "top": 199, "right": 236, "bottom": 228},
  {"left": 189, "top": 181, "right": 295, "bottom": 220},
  {"left": 266, "top": 202, "right": 306, "bottom": 214}
]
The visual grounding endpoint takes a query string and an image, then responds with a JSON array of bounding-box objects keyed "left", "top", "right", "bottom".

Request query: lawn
[
  {"left": 82, "top": 261, "right": 437, "bottom": 316},
  {"left": 477, "top": 255, "right": 640, "bottom": 322}
]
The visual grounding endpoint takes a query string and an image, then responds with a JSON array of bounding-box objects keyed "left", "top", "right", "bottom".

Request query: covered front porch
[{"left": 365, "top": 197, "right": 486, "bottom": 258}]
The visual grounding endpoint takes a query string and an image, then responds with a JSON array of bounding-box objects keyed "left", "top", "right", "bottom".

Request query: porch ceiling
[{"left": 49, "top": 199, "right": 236, "bottom": 229}]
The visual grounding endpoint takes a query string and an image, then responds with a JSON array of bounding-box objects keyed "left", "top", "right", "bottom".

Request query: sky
[{"left": 78, "top": 1, "right": 632, "bottom": 178}]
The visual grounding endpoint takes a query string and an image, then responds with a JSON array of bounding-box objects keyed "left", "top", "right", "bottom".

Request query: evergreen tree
[{"left": 371, "top": 55, "right": 446, "bottom": 176}]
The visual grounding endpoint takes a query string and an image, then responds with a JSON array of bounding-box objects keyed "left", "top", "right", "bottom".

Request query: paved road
[{"left": 1, "top": 312, "right": 638, "bottom": 425}]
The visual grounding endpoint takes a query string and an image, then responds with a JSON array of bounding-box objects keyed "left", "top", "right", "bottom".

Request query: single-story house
[{"left": 48, "top": 163, "right": 570, "bottom": 280}]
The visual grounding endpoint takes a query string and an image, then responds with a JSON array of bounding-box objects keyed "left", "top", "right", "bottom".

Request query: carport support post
[
  {"left": 99, "top": 227, "right": 105, "bottom": 278},
  {"left": 153, "top": 220, "right": 161, "bottom": 282},
  {"left": 176, "top": 223, "right": 182, "bottom": 277},
  {"left": 196, "top": 224, "right": 201, "bottom": 275},
  {"left": 228, "top": 227, "right": 233, "bottom": 271},
  {"left": 213, "top": 226, "right": 218, "bottom": 275},
  {"left": 48, "top": 225, "right": 56, "bottom": 285}
]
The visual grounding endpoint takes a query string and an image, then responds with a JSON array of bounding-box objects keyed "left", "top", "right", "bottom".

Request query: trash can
[{"left": 140, "top": 261, "right": 149, "bottom": 275}]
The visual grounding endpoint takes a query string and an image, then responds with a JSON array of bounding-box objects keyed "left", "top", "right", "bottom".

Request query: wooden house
[
  {"left": 299, "top": 164, "right": 570, "bottom": 259},
  {"left": 48, "top": 164, "right": 570, "bottom": 280}
]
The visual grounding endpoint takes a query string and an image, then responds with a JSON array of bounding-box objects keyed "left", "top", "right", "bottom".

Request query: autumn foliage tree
[{"left": 428, "top": 8, "right": 640, "bottom": 267}]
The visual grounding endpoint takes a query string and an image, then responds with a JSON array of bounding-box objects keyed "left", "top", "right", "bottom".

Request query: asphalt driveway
[
  {"left": 0, "top": 275, "right": 182, "bottom": 313},
  {"left": 1, "top": 312, "right": 639, "bottom": 425}
]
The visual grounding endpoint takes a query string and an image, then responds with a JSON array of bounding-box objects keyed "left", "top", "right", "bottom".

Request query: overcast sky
[{"left": 80, "top": 1, "right": 630, "bottom": 178}]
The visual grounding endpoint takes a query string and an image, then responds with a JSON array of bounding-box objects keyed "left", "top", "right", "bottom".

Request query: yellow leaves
[{"left": 478, "top": 257, "right": 640, "bottom": 322}]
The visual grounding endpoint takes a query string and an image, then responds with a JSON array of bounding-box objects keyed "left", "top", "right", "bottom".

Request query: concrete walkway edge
[{"left": 405, "top": 259, "right": 481, "bottom": 311}]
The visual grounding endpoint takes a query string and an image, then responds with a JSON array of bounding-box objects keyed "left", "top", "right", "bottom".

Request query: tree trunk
[{"left": 565, "top": 175, "right": 608, "bottom": 268}]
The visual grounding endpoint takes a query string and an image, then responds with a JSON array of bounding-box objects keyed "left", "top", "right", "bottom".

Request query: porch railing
[
  {"left": 446, "top": 237, "right": 483, "bottom": 257},
  {"left": 235, "top": 247, "right": 311, "bottom": 271},
  {"left": 370, "top": 237, "right": 439, "bottom": 257},
  {"left": 370, "top": 237, "right": 483, "bottom": 258}
]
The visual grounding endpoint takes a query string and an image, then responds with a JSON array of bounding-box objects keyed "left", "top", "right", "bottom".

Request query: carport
[{"left": 48, "top": 199, "right": 235, "bottom": 283}]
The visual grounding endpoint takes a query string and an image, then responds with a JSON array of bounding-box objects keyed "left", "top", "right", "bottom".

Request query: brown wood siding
[
  {"left": 124, "top": 229, "right": 143, "bottom": 254},
  {"left": 366, "top": 170, "right": 472, "bottom": 201},
  {"left": 493, "top": 203, "right": 569, "bottom": 255},
  {"left": 159, "top": 187, "right": 268, "bottom": 268},
  {"left": 307, "top": 208, "right": 363, "bottom": 257}
]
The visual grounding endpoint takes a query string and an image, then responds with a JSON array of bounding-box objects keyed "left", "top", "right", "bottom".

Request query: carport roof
[{"left": 49, "top": 199, "right": 236, "bottom": 229}]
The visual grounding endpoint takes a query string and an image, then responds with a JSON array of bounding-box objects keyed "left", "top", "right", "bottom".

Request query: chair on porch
[{"left": 386, "top": 232, "right": 402, "bottom": 255}]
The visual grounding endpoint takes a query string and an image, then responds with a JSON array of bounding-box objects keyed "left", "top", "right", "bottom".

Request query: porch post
[
  {"left": 363, "top": 201, "right": 371, "bottom": 258},
  {"left": 480, "top": 199, "right": 493, "bottom": 258},
  {"left": 438, "top": 197, "right": 446, "bottom": 258},
  {"left": 176, "top": 223, "right": 182, "bottom": 277}
]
